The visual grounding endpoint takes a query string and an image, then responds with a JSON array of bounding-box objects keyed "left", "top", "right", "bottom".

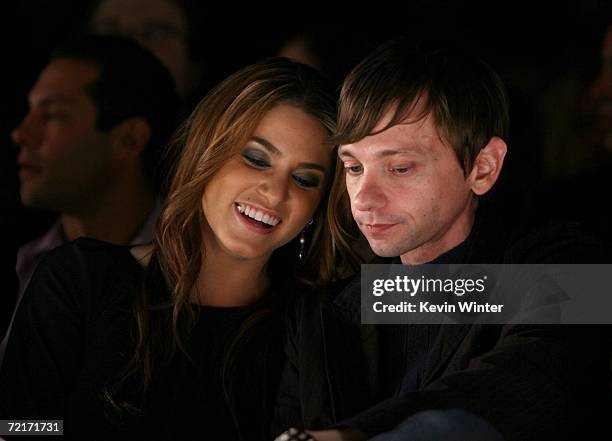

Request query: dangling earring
[{"left": 298, "top": 219, "right": 314, "bottom": 262}]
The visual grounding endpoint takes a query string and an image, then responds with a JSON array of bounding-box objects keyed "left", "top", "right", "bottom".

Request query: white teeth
[{"left": 236, "top": 203, "right": 280, "bottom": 227}]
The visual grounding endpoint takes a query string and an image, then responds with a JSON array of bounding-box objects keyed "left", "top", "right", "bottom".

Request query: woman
[{"left": 0, "top": 57, "right": 341, "bottom": 440}]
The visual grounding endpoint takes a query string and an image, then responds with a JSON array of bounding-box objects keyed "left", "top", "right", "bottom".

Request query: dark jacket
[{"left": 273, "top": 205, "right": 611, "bottom": 441}]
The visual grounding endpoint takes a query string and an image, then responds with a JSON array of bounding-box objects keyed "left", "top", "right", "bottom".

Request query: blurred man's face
[
  {"left": 90, "top": 0, "right": 193, "bottom": 97},
  {"left": 589, "top": 24, "right": 612, "bottom": 151},
  {"left": 339, "top": 107, "right": 477, "bottom": 264},
  {"left": 11, "top": 59, "right": 114, "bottom": 215}
]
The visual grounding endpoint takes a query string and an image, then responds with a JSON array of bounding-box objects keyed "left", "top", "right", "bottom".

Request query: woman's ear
[
  {"left": 109, "top": 116, "right": 152, "bottom": 160},
  {"left": 467, "top": 136, "right": 507, "bottom": 196}
]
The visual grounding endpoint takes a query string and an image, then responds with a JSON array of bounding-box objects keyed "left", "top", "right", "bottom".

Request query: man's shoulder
[
  {"left": 16, "top": 226, "right": 136, "bottom": 271},
  {"left": 31, "top": 237, "right": 144, "bottom": 289},
  {"left": 21, "top": 238, "right": 145, "bottom": 316},
  {"left": 468, "top": 201, "right": 607, "bottom": 263},
  {"left": 17, "top": 222, "right": 64, "bottom": 268},
  {"left": 45, "top": 237, "right": 134, "bottom": 263},
  {"left": 503, "top": 220, "right": 607, "bottom": 263}
]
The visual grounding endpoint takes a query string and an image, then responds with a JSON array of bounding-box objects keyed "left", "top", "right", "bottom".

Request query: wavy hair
[
  {"left": 105, "top": 57, "right": 342, "bottom": 416},
  {"left": 334, "top": 35, "right": 509, "bottom": 174}
]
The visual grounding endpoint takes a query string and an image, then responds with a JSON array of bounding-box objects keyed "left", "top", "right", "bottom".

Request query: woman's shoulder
[{"left": 284, "top": 275, "right": 357, "bottom": 316}]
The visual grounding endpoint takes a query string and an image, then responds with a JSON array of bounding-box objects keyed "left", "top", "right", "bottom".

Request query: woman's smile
[{"left": 234, "top": 202, "right": 282, "bottom": 234}]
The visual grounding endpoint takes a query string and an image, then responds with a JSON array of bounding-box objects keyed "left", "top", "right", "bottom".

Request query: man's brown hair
[{"left": 334, "top": 35, "right": 510, "bottom": 174}]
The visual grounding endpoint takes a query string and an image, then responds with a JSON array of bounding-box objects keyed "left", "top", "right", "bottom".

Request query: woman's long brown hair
[{"left": 103, "top": 57, "right": 357, "bottom": 417}]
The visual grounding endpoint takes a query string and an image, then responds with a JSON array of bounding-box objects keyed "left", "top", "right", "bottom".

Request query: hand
[
  {"left": 307, "top": 429, "right": 367, "bottom": 441},
  {"left": 274, "top": 428, "right": 366, "bottom": 441}
]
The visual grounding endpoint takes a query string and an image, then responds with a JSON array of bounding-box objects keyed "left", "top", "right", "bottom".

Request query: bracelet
[{"left": 275, "top": 427, "right": 316, "bottom": 441}]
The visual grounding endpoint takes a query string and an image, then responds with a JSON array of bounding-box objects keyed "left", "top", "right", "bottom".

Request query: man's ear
[
  {"left": 467, "top": 136, "right": 507, "bottom": 196},
  {"left": 109, "top": 117, "right": 151, "bottom": 160}
]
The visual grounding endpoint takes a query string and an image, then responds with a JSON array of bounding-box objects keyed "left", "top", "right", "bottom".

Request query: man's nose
[
  {"left": 350, "top": 172, "right": 386, "bottom": 212},
  {"left": 11, "top": 113, "right": 40, "bottom": 149}
]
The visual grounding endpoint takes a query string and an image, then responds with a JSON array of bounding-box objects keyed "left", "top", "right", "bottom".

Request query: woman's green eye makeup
[
  {"left": 241, "top": 148, "right": 270, "bottom": 168},
  {"left": 241, "top": 147, "right": 323, "bottom": 189}
]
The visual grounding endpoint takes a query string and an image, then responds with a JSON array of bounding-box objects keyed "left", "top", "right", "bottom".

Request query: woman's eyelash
[
  {"left": 293, "top": 175, "right": 320, "bottom": 188},
  {"left": 241, "top": 149, "right": 321, "bottom": 188},
  {"left": 242, "top": 152, "right": 270, "bottom": 168}
]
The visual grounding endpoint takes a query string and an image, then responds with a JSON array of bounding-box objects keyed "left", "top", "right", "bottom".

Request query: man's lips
[
  {"left": 362, "top": 223, "right": 398, "bottom": 234},
  {"left": 17, "top": 157, "right": 43, "bottom": 169},
  {"left": 17, "top": 162, "right": 43, "bottom": 178}
]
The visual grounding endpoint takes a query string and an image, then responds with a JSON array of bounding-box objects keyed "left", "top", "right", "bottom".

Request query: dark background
[{"left": 2, "top": 0, "right": 611, "bottom": 247}]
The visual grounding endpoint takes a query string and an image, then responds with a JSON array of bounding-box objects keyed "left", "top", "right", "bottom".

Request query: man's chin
[
  {"left": 368, "top": 243, "right": 402, "bottom": 258},
  {"left": 19, "top": 191, "right": 54, "bottom": 212},
  {"left": 19, "top": 190, "right": 38, "bottom": 208}
]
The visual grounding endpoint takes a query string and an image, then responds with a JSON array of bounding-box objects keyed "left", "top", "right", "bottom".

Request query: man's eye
[
  {"left": 391, "top": 167, "right": 410, "bottom": 174},
  {"left": 293, "top": 174, "right": 320, "bottom": 189},
  {"left": 344, "top": 165, "right": 363, "bottom": 174},
  {"left": 138, "top": 25, "right": 185, "bottom": 44},
  {"left": 40, "top": 112, "right": 67, "bottom": 121}
]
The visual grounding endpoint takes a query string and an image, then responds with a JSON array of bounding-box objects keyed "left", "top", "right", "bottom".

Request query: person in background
[
  {"left": 275, "top": 25, "right": 389, "bottom": 92},
  {"left": 0, "top": 194, "right": 19, "bottom": 340},
  {"left": 581, "top": 20, "right": 612, "bottom": 156},
  {"left": 88, "top": 0, "right": 205, "bottom": 101},
  {"left": 526, "top": 20, "right": 612, "bottom": 255},
  {"left": 1, "top": 34, "right": 181, "bottom": 366}
]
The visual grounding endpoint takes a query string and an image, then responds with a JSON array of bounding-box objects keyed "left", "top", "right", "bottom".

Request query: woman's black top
[{"left": 0, "top": 238, "right": 286, "bottom": 440}]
